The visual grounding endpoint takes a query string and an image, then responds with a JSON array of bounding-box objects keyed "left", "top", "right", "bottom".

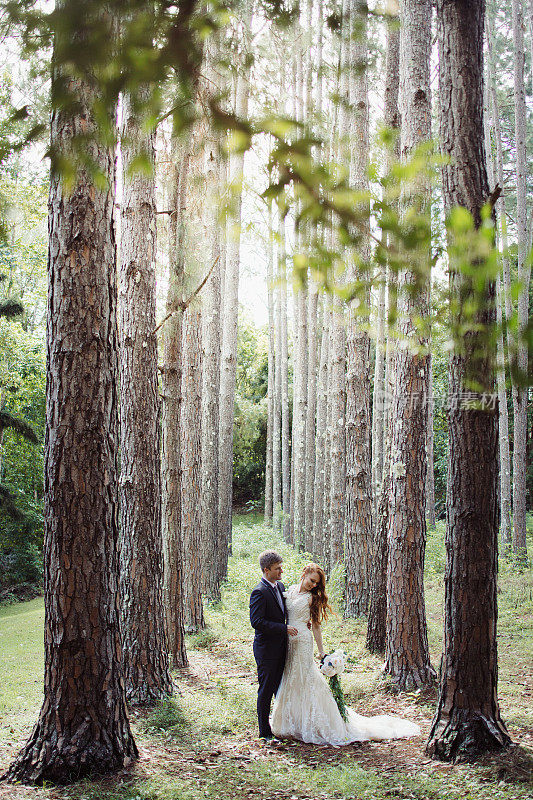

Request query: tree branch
[{"left": 153, "top": 255, "right": 220, "bottom": 335}]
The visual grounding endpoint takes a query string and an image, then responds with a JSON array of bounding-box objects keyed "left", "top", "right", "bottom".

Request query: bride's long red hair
[{"left": 301, "top": 563, "right": 332, "bottom": 625}]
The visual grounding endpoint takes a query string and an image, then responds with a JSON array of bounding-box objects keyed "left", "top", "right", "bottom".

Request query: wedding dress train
[{"left": 270, "top": 584, "right": 421, "bottom": 746}]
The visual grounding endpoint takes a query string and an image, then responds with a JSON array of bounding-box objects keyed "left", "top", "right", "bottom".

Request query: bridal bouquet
[{"left": 319, "top": 649, "right": 348, "bottom": 722}]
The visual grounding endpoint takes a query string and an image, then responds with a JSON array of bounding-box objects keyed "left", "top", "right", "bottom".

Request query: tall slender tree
[
  {"left": 279, "top": 209, "right": 291, "bottom": 543},
  {"left": 118, "top": 88, "right": 172, "bottom": 703},
  {"left": 162, "top": 136, "right": 189, "bottom": 669},
  {"left": 272, "top": 206, "right": 283, "bottom": 532},
  {"left": 384, "top": 0, "right": 435, "bottom": 691},
  {"left": 366, "top": 12, "right": 400, "bottom": 654},
  {"left": 372, "top": 277, "right": 387, "bottom": 511},
  {"left": 322, "top": 296, "right": 334, "bottom": 565},
  {"left": 344, "top": 0, "right": 372, "bottom": 617},
  {"left": 201, "top": 38, "right": 224, "bottom": 599},
  {"left": 426, "top": 337, "right": 436, "bottom": 529},
  {"left": 291, "top": 279, "right": 309, "bottom": 548},
  {"left": 181, "top": 302, "right": 205, "bottom": 632},
  {"left": 328, "top": 292, "right": 346, "bottom": 570},
  {"left": 427, "top": 0, "right": 511, "bottom": 760},
  {"left": 304, "top": 282, "right": 318, "bottom": 552},
  {"left": 327, "top": 10, "right": 348, "bottom": 571},
  {"left": 486, "top": 11, "right": 512, "bottom": 551},
  {"left": 483, "top": 31, "right": 512, "bottom": 552},
  {"left": 313, "top": 294, "right": 330, "bottom": 562},
  {"left": 218, "top": 2, "right": 253, "bottom": 582},
  {"left": 264, "top": 240, "right": 274, "bottom": 525},
  {"left": 510, "top": 0, "right": 529, "bottom": 562}
]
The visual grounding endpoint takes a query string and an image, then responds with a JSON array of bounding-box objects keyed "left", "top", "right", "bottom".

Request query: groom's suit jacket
[{"left": 250, "top": 579, "right": 288, "bottom": 662}]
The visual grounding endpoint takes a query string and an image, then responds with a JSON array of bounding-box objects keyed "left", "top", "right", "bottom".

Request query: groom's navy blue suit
[{"left": 250, "top": 577, "right": 288, "bottom": 739}]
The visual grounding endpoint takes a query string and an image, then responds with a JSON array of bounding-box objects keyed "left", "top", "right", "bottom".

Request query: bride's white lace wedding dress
[{"left": 271, "top": 584, "right": 421, "bottom": 746}]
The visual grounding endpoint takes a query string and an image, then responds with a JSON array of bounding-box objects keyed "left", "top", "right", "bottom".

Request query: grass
[
  {"left": 0, "top": 597, "right": 44, "bottom": 740},
  {"left": 0, "top": 513, "right": 532, "bottom": 800}
]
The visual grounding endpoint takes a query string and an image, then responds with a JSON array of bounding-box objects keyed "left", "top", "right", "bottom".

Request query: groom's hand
[{"left": 287, "top": 625, "right": 298, "bottom": 636}]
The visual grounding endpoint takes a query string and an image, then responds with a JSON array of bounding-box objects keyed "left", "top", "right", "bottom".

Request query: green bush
[{"left": 0, "top": 500, "right": 44, "bottom": 590}]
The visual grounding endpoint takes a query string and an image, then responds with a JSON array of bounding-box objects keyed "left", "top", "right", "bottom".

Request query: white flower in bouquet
[
  {"left": 319, "top": 649, "right": 348, "bottom": 722},
  {"left": 329, "top": 649, "right": 346, "bottom": 674},
  {"left": 320, "top": 657, "right": 337, "bottom": 677}
]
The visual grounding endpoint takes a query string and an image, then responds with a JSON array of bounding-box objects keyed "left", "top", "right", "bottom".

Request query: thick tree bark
[
  {"left": 6, "top": 60, "right": 137, "bottom": 783},
  {"left": 510, "top": 0, "right": 529, "bottom": 562},
  {"left": 366, "top": 14, "right": 400, "bottom": 654},
  {"left": 427, "top": 0, "right": 511, "bottom": 760},
  {"left": 344, "top": 1, "right": 372, "bottom": 617},
  {"left": 162, "top": 138, "right": 189, "bottom": 669},
  {"left": 384, "top": 0, "right": 435, "bottom": 691},
  {"left": 118, "top": 90, "right": 172, "bottom": 704}
]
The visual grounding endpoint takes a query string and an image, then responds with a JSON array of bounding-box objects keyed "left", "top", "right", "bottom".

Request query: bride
[{"left": 271, "top": 563, "right": 421, "bottom": 745}]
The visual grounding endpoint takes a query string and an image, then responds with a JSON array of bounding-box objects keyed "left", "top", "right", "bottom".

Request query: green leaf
[{"left": 447, "top": 205, "right": 474, "bottom": 235}]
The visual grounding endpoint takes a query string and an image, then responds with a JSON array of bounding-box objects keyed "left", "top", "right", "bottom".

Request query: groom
[{"left": 249, "top": 550, "right": 298, "bottom": 741}]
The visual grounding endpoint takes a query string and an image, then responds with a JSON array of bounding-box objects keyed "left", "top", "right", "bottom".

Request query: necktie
[{"left": 273, "top": 582, "right": 284, "bottom": 611}]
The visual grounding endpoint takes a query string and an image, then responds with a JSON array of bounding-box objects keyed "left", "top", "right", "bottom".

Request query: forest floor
[{"left": 1, "top": 512, "right": 532, "bottom": 800}]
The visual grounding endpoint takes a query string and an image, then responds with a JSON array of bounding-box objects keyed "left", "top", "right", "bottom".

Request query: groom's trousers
[{"left": 254, "top": 647, "right": 286, "bottom": 739}]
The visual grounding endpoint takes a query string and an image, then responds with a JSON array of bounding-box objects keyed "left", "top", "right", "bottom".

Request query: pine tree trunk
[
  {"left": 384, "top": 0, "right": 435, "bottom": 691},
  {"left": 290, "top": 14, "right": 309, "bottom": 550},
  {"left": 366, "top": 13, "right": 400, "bottom": 654},
  {"left": 304, "top": 285, "right": 318, "bottom": 552},
  {"left": 486, "top": 13, "right": 512, "bottom": 552},
  {"left": 344, "top": 1, "right": 372, "bottom": 617},
  {"left": 181, "top": 304, "right": 205, "bottom": 633},
  {"left": 6, "top": 60, "right": 137, "bottom": 783},
  {"left": 265, "top": 243, "right": 274, "bottom": 524},
  {"left": 291, "top": 282, "right": 308, "bottom": 548},
  {"left": 162, "top": 138, "right": 189, "bottom": 670},
  {"left": 510, "top": 0, "right": 529, "bottom": 562},
  {"left": 496, "top": 275, "right": 513, "bottom": 547},
  {"left": 427, "top": 0, "right": 511, "bottom": 760},
  {"left": 302, "top": 0, "right": 318, "bottom": 554},
  {"left": 313, "top": 295, "right": 330, "bottom": 563},
  {"left": 201, "top": 41, "right": 223, "bottom": 599},
  {"left": 272, "top": 209, "right": 283, "bottom": 531},
  {"left": 328, "top": 295, "right": 346, "bottom": 570},
  {"left": 200, "top": 228, "right": 222, "bottom": 596},
  {"left": 426, "top": 349, "right": 436, "bottom": 528},
  {"left": 279, "top": 216, "right": 291, "bottom": 543},
  {"left": 118, "top": 90, "right": 172, "bottom": 704},
  {"left": 372, "top": 276, "right": 386, "bottom": 513},
  {"left": 218, "top": 10, "right": 252, "bottom": 580},
  {"left": 323, "top": 297, "right": 334, "bottom": 568}
]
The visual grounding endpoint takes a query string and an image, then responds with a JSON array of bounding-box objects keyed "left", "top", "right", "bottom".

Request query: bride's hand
[{"left": 287, "top": 625, "right": 298, "bottom": 636}]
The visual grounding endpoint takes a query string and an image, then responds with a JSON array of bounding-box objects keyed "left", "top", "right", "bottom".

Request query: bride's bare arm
[{"left": 311, "top": 621, "right": 326, "bottom": 659}]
